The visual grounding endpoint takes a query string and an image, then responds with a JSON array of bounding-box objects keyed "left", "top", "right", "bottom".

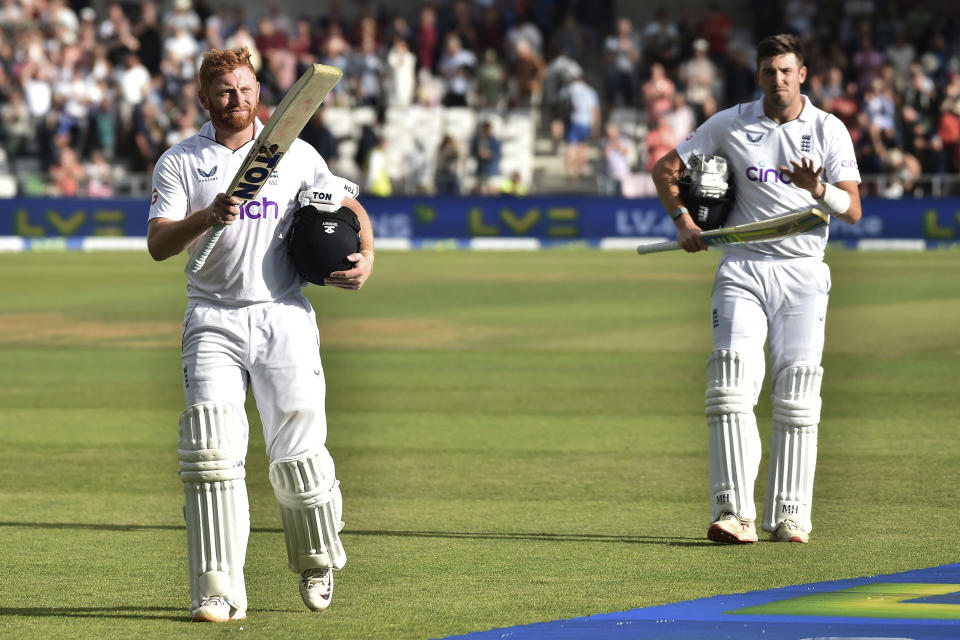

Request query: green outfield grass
[{"left": 0, "top": 248, "right": 957, "bottom": 639}]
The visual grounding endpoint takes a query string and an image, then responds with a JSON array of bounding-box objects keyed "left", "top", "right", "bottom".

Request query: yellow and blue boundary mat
[{"left": 443, "top": 563, "right": 960, "bottom": 639}]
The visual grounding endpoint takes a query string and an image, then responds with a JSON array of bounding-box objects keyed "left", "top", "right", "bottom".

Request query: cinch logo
[
  {"left": 746, "top": 164, "right": 793, "bottom": 184},
  {"left": 840, "top": 159, "right": 858, "bottom": 168},
  {"left": 239, "top": 198, "right": 280, "bottom": 219}
]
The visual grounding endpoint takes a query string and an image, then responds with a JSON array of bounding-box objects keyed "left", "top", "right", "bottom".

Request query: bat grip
[
  {"left": 187, "top": 222, "right": 226, "bottom": 273},
  {"left": 636, "top": 240, "right": 680, "bottom": 255}
]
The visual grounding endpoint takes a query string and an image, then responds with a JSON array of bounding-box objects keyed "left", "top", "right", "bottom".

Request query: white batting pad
[
  {"left": 178, "top": 403, "right": 250, "bottom": 614},
  {"left": 705, "top": 350, "right": 761, "bottom": 522},
  {"left": 763, "top": 365, "right": 823, "bottom": 533},
  {"left": 269, "top": 453, "right": 346, "bottom": 572},
  {"left": 297, "top": 174, "right": 360, "bottom": 212}
]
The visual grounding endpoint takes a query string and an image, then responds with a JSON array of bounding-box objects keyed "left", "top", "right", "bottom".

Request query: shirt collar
[{"left": 750, "top": 94, "right": 812, "bottom": 122}]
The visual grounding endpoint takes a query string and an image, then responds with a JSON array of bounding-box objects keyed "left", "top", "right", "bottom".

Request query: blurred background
[{"left": 1, "top": 0, "right": 958, "bottom": 201}]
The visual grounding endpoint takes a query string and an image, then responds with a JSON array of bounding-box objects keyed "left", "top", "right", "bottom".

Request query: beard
[{"left": 209, "top": 100, "right": 258, "bottom": 135}]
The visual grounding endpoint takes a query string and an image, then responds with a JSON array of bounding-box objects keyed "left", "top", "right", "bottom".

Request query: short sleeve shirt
[
  {"left": 149, "top": 120, "right": 329, "bottom": 305},
  {"left": 675, "top": 95, "right": 860, "bottom": 258}
]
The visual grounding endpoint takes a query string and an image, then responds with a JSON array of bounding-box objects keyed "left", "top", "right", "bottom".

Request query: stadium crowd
[{"left": 1, "top": 0, "right": 959, "bottom": 198}]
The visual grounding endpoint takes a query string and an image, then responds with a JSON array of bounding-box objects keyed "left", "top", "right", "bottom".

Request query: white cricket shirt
[
  {"left": 149, "top": 119, "right": 329, "bottom": 305},
  {"left": 675, "top": 95, "right": 861, "bottom": 258}
]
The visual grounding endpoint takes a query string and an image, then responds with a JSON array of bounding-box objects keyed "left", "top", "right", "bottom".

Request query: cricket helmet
[
  {"left": 287, "top": 204, "right": 361, "bottom": 285},
  {"left": 679, "top": 154, "right": 734, "bottom": 231}
]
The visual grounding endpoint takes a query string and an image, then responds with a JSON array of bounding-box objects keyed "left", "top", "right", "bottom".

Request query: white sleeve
[
  {"left": 148, "top": 148, "right": 189, "bottom": 222},
  {"left": 821, "top": 115, "right": 861, "bottom": 184}
]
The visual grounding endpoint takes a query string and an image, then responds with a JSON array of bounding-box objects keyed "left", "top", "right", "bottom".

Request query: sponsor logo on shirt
[
  {"left": 746, "top": 132, "right": 764, "bottom": 145},
  {"left": 840, "top": 159, "right": 858, "bottom": 168},
  {"left": 239, "top": 198, "right": 280, "bottom": 219},
  {"left": 745, "top": 162, "right": 793, "bottom": 184},
  {"left": 197, "top": 166, "right": 218, "bottom": 182}
]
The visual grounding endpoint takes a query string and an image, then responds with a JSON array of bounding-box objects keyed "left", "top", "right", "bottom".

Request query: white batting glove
[{"left": 297, "top": 174, "right": 360, "bottom": 212}]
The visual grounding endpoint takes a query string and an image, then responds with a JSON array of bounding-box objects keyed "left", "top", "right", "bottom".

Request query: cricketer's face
[
  {"left": 756, "top": 53, "right": 806, "bottom": 112},
  {"left": 200, "top": 66, "right": 260, "bottom": 135}
]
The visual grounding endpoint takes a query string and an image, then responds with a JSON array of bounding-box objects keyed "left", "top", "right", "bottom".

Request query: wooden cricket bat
[
  {"left": 188, "top": 63, "right": 343, "bottom": 273},
  {"left": 636, "top": 208, "right": 829, "bottom": 255}
]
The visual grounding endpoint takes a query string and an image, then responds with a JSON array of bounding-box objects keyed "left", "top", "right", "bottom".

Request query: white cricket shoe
[
  {"left": 707, "top": 513, "right": 758, "bottom": 544},
  {"left": 191, "top": 596, "right": 246, "bottom": 623},
  {"left": 772, "top": 519, "right": 810, "bottom": 543},
  {"left": 299, "top": 567, "right": 334, "bottom": 611}
]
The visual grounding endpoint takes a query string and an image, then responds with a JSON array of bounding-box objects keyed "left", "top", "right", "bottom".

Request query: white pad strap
[
  {"left": 816, "top": 182, "right": 851, "bottom": 215},
  {"left": 763, "top": 365, "right": 822, "bottom": 533},
  {"left": 705, "top": 350, "right": 760, "bottom": 522},
  {"left": 179, "top": 403, "right": 250, "bottom": 613},
  {"left": 269, "top": 453, "right": 347, "bottom": 572}
]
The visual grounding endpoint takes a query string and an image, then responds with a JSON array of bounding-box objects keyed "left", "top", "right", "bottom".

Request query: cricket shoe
[
  {"left": 772, "top": 519, "right": 809, "bottom": 543},
  {"left": 708, "top": 513, "right": 758, "bottom": 544},
  {"left": 191, "top": 596, "right": 246, "bottom": 623},
  {"left": 300, "top": 567, "right": 334, "bottom": 612}
]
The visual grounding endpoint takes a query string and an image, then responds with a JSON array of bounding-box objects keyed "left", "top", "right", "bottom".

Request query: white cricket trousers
[
  {"left": 711, "top": 255, "right": 831, "bottom": 399},
  {"left": 181, "top": 294, "right": 329, "bottom": 462}
]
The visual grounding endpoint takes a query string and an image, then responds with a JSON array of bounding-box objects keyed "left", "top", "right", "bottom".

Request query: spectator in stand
[
  {"left": 641, "top": 62, "right": 676, "bottom": 125},
  {"left": 318, "top": 29, "right": 350, "bottom": 106},
  {"left": 49, "top": 145, "right": 84, "bottom": 196},
  {"left": 224, "top": 23, "right": 262, "bottom": 71},
  {"left": 885, "top": 29, "right": 916, "bottom": 93},
  {"left": 386, "top": 34, "right": 417, "bottom": 108},
  {"left": 300, "top": 107, "right": 338, "bottom": 171},
  {"left": 163, "top": 0, "right": 201, "bottom": 39},
  {"left": 133, "top": 2, "right": 162, "bottom": 75},
  {"left": 559, "top": 69, "right": 600, "bottom": 178},
  {"left": 666, "top": 92, "right": 697, "bottom": 139},
  {"left": 84, "top": 149, "right": 114, "bottom": 197},
  {"left": 643, "top": 7, "right": 682, "bottom": 74},
  {"left": 475, "top": 4, "right": 505, "bottom": 57},
  {"left": 852, "top": 31, "right": 885, "bottom": 92},
  {"left": 256, "top": 16, "right": 295, "bottom": 91},
  {"left": 548, "top": 11, "right": 593, "bottom": 64},
  {"left": 470, "top": 119, "right": 501, "bottom": 194},
  {"left": 644, "top": 113, "right": 678, "bottom": 173},
  {"left": 679, "top": 38, "right": 719, "bottom": 122},
  {"left": 0, "top": 89, "right": 32, "bottom": 168},
  {"left": 600, "top": 122, "right": 632, "bottom": 195},
  {"left": 509, "top": 38, "right": 545, "bottom": 108},
  {"left": 349, "top": 34, "right": 387, "bottom": 111},
  {"left": 939, "top": 98, "right": 960, "bottom": 173},
  {"left": 438, "top": 33, "right": 476, "bottom": 107},
  {"left": 132, "top": 100, "right": 164, "bottom": 174},
  {"left": 415, "top": 5, "right": 439, "bottom": 73},
  {"left": 603, "top": 17, "right": 641, "bottom": 110},
  {"left": 723, "top": 45, "right": 756, "bottom": 106},
  {"left": 435, "top": 134, "right": 461, "bottom": 195},
  {"left": 699, "top": 3, "right": 732, "bottom": 58},
  {"left": 475, "top": 48, "right": 507, "bottom": 110},
  {"left": 447, "top": 1, "right": 479, "bottom": 54}
]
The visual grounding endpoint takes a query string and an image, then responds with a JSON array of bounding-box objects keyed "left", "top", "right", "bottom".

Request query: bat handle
[
  {"left": 636, "top": 240, "right": 680, "bottom": 255},
  {"left": 187, "top": 222, "right": 226, "bottom": 273}
]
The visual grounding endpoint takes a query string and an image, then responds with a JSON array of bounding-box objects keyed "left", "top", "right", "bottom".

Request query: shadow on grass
[
  {"left": 0, "top": 606, "right": 183, "bottom": 621},
  {"left": 0, "top": 521, "right": 711, "bottom": 546}
]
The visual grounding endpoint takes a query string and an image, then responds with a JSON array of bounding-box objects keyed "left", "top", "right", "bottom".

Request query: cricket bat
[
  {"left": 636, "top": 208, "right": 829, "bottom": 255},
  {"left": 188, "top": 63, "right": 343, "bottom": 273}
]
